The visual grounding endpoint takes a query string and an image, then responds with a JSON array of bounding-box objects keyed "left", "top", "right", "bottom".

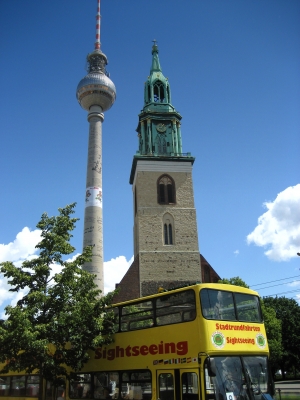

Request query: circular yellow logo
[
  {"left": 256, "top": 333, "right": 266, "bottom": 349},
  {"left": 211, "top": 331, "right": 226, "bottom": 349}
]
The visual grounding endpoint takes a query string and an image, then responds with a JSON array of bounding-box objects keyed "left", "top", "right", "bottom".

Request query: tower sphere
[{"left": 76, "top": 50, "right": 116, "bottom": 112}]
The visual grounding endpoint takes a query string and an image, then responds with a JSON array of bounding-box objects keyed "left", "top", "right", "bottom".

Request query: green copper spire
[
  {"left": 150, "top": 41, "right": 162, "bottom": 73},
  {"left": 144, "top": 42, "right": 172, "bottom": 109},
  {"left": 130, "top": 43, "right": 194, "bottom": 183}
]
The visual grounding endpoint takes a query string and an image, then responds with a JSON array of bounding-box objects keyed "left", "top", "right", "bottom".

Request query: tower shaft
[
  {"left": 83, "top": 106, "right": 104, "bottom": 292},
  {"left": 77, "top": 0, "right": 116, "bottom": 292}
]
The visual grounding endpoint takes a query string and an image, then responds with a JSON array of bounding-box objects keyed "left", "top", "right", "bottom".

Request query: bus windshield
[
  {"left": 205, "top": 356, "right": 273, "bottom": 400},
  {"left": 200, "top": 289, "right": 263, "bottom": 322}
]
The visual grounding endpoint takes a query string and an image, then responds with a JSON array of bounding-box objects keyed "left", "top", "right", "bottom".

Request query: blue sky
[{"left": 0, "top": 0, "right": 299, "bottom": 316}]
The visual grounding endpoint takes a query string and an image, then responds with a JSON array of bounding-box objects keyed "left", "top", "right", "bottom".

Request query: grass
[{"left": 276, "top": 394, "right": 299, "bottom": 400}]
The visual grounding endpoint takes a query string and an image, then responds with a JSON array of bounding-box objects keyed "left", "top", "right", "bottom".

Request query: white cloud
[
  {"left": 0, "top": 224, "right": 132, "bottom": 314},
  {"left": 0, "top": 227, "right": 41, "bottom": 263},
  {"left": 104, "top": 255, "right": 133, "bottom": 294},
  {"left": 234, "top": 250, "right": 239, "bottom": 255},
  {"left": 287, "top": 280, "right": 300, "bottom": 287},
  {"left": 247, "top": 184, "right": 300, "bottom": 261},
  {"left": 0, "top": 227, "right": 41, "bottom": 309}
]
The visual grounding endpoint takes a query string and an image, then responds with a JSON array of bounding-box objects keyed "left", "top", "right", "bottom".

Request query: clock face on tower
[{"left": 156, "top": 123, "right": 167, "bottom": 133}]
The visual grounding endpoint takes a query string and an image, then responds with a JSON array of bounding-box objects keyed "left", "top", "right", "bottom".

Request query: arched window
[
  {"left": 163, "top": 213, "right": 174, "bottom": 245},
  {"left": 166, "top": 85, "right": 170, "bottom": 103},
  {"left": 157, "top": 175, "right": 176, "bottom": 204},
  {"left": 156, "top": 134, "right": 167, "bottom": 155},
  {"left": 153, "top": 80, "right": 165, "bottom": 102}
]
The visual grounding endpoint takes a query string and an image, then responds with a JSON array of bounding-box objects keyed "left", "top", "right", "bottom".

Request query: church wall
[
  {"left": 132, "top": 164, "right": 201, "bottom": 296},
  {"left": 139, "top": 251, "right": 201, "bottom": 283},
  {"left": 134, "top": 168, "right": 200, "bottom": 254},
  {"left": 134, "top": 169, "right": 195, "bottom": 208},
  {"left": 135, "top": 209, "right": 199, "bottom": 251}
]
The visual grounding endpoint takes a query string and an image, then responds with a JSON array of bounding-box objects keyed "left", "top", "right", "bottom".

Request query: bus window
[
  {"left": 204, "top": 356, "right": 274, "bottom": 399},
  {"left": 243, "top": 357, "right": 270, "bottom": 396},
  {"left": 121, "top": 301, "right": 154, "bottom": 332},
  {"left": 234, "top": 293, "right": 262, "bottom": 322},
  {"left": 204, "top": 357, "right": 251, "bottom": 400},
  {"left": 181, "top": 372, "right": 199, "bottom": 400},
  {"left": 46, "top": 380, "right": 65, "bottom": 400},
  {"left": 94, "top": 372, "right": 119, "bottom": 400},
  {"left": 217, "top": 291, "right": 236, "bottom": 320},
  {"left": 158, "top": 373, "right": 174, "bottom": 400},
  {"left": 70, "top": 374, "right": 92, "bottom": 399},
  {"left": 26, "top": 375, "right": 40, "bottom": 397},
  {"left": 200, "top": 289, "right": 236, "bottom": 321},
  {"left": 112, "top": 307, "right": 120, "bottom": 332},
  {"left": 121, "top": 371, "right": 151, "bottom": 400},
  {"left": 11, "top": 376, "right": 26, "bottom": 396},
  {"left": 0, "top": 377, "right": 10, "bottom": 396},
  {"left": 156, "top": 290, "right": 196, "bottom": 326}
]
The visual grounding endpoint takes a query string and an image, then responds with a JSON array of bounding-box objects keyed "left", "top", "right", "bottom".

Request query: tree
[
  {"left": 218, "top": 276, "right": 283, "bottom": 373},
  {"left": 263, "top": 296, "right": 300, "bottom": 379},
  {"left": 0, "top": 204, "right": 116, "bottom": 398},
  {"left": 260, "top": 302, "right": 282, "bottom": 373},
  {"left": 218, "top": 276, "right": 249, "bottom": 288}
]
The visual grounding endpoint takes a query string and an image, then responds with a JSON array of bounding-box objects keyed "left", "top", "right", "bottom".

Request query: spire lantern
[
  {"left": 130, "top": 43, "right": 193, "bottom": 180},
  {"left": 150, "top": 41, "right": 162, "bottom": 73}
]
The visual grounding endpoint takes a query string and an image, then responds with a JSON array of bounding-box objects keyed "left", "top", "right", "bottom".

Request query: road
[{"left": 275, "top": 380, "right": 300, "bottom": 395}]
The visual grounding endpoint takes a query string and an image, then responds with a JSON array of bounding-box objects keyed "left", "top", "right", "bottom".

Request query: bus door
[
  {"left": 157, "top": 369, "right": 200, "bottom": 400},
  {"left": 180, "top": 369, "right": 200, "bottom": 400}
]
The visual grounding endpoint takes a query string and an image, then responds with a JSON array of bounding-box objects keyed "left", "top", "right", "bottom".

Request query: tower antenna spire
[
  {"left": 76, "top": 0, "right": 116, "bottom": 292},
  {"left": 95, "top": 0, "right": 101, "bottom": 50}
]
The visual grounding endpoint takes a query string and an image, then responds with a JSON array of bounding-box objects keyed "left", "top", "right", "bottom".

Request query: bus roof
[{"left": 112, "top": 282, "right": 260, "bottom": 307}]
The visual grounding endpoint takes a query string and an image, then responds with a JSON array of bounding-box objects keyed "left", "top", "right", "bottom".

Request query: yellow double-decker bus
[{"left": 0, "top": 283, "right": 275, "bottom": 400}]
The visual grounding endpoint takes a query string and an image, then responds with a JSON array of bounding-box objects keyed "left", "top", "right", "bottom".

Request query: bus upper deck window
[
  {"left": 234, "top": 293, "right": 262, "bottom": 322},
  {"left": 200, "top": 289, "right": 236, "bottom": 321},
  {"left": 121, "top": 301, "right": 154, "bottom": 332},
  {"left": 156, "top": 289, "right": 196, "bottom": 326}
]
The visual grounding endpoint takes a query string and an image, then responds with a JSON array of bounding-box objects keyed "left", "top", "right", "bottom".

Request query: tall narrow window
[
  {"left": 168, "top": 223, "right": 173, "bottom": 244},
  {"left": 156, "top": 134, "right": 167, "bottom": 154},
  {"left": 166, "top": 85, "right": 170, "bottom": 102},
  {"left": 163, "top": 213, "right": 174, "bottom": 245},
  {"left": 164, "top": 223, "right": 173, "bottom": 245},
  {"left": 164, "top": 223, "right": 168, "bottom": 244},
  {"left": 157, "top": 175, "right": 175, "bottom": 204},
  {"left": 153, "top": 80, "right": 165, "bottom": 102}
]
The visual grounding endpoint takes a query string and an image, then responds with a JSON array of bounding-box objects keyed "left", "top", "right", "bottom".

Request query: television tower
[{"left": 76, "top": 0, "right": 116, "bottom": 292}]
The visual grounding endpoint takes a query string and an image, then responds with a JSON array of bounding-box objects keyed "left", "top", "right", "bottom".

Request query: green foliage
[
  {"left": 218, "top": 276, "right": 249, "bottom": 288},
  {"left": 0, "top": 204, "right": 116, "bottom": 385},
  {"left": 260, "top": 302, "right": 283, "bottom": 368},
  {"left": 263, "top": 296, "right": 300, "bottom": 379},
  {"left": 217, "top": 276, "right": 283, "bottom": 372}
]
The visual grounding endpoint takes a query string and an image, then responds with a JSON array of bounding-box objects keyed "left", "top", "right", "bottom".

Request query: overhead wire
[
  {"left": 262, "top": 289, "right": 300, "bottom": 297},
  {"left": 248, "top": 274, "right": 300, "bottom": 301},
  {"left": 251, "top": 280, "right": 300, "bottom": 290},
  {"left": 250, "top": 274, "right": 300, "bottom": 288}
]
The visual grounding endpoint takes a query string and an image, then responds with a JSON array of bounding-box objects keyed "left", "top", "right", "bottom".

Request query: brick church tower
[{"left": 114, "top": 44, "right": 219, "bottom": 303}]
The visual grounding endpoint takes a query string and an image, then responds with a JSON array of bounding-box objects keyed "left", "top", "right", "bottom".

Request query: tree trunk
[{"left": 38, "top": 361, "right": 44, "bottom": 400}]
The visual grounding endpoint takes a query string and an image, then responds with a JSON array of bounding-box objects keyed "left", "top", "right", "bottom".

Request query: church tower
[{"left": 114, "top": 43, "right": 205, "bottom": 302}]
